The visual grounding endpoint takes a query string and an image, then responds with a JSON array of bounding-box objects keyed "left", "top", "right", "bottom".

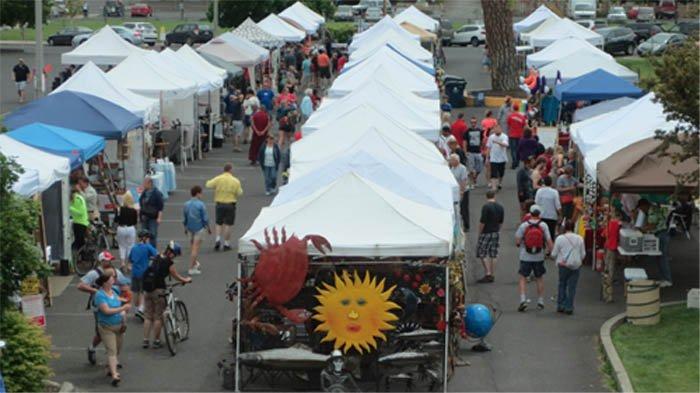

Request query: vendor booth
[
  {"left": 514, "top": 4, "right": 561, "bottom": 33},
  {"left": 330, "top": 60, "right": 438, "bottom": 99},
  {"left": 279, "top": 1, "right": 324, "bottom": 35},
  {"left": 346, "top": 32, "right": 435, "bottom": 67},
  {"left": 554, "top": 69, "right": 644, "bottom": 102},
  {"left": 233, "top": 18, "right": 286, "bottom": 49},
  {"left": 528, "top": 17, "right": 604, "bottom": 48},
  {"left": 61, "top": 25, "right": 149, "bottom": 65},
  {"left": 198, "top": 32, "right": 268, "bottom": 90},
  {"left": 7, "top": 123, "right": 105, "bottom": 169},
  {"left": 538, "top": 51, "right": 638, "bottom": 84},
  {"left": 572, "top": 96, "right": 636, "bottom": 123},
  {"left": 526, "top": 36, "right": 612, "bottom": 69},
  {"left": 257, "top": 13, "right": 306, "bottom": 43},
  {"left": 393, "top": 5, "right": 440, "bottom": 32},
  {"left": 350, "top": 16, "right": 420, "bottom": 52},
  {"left": 400, "top": 21, "right": 438, "bottom": 51}
]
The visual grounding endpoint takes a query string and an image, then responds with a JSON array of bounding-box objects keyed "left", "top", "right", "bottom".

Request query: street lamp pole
[
  {"left": 213, "top": 0, "right": 219, "bottom": 34},
  {"left": 34, "top": 0, "right": 45, "bottom": 98}
]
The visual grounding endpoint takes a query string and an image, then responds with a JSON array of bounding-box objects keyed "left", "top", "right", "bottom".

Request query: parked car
[
  {"left": 334, "top": 5, "right": 354, "bottom": 21},
  {"left": 576, "top": 19, "right": 595, "bottom": 30},
  {"left": 439, "top": 17, "right": 453, "bottom": 46},
  {"left": 103, "top": 0, "right": 125, "bottom": 17},
  {"left": 451, "top": 24, "right": 486, "bottom": 46},
  {"left": 48, "top": 26, "right": 92, "bottom": 46},
  {"left": 637, "top": 32, "right": 686, "bottom": 56},
  {"left": 130, "top": 3, "right": 153, "bottom": 17},
  {"left": 598, "top": 26, "right": 637, "bottom": 55},
  {"left": 352, "top": 0, "right": 386, "bottom": 14},
  {"left": 50, "top": 0, "right": 67, "bottom": 18},
  {"left": 606, "top": 6, "right": 627, "bottom": 22},
  {"left": 636, "top": 7, "right": 655, "bottom": 21},
  {"left": 122, "top": 22, "right": 157, "bottom": 46},
  {"left": 655, "top": 0, "right": 677, "bottom": 19},
  {"left": 365, "top": 7, "right": 382, "bottom": 22},
  {"left": 164, "top": 23, "right": 213, "bottom": 46},
  {"left": 666, "top": 21, "right": 699, "bottom": 37},
  {"left": 568, "top": 0, "right": 597, "bottom": 19},
  {"left": 72, "top": 26, "right": 142, "bottom": 46},
  {"left": 628, "top": 22, "right": 663, "bottom": 43}
]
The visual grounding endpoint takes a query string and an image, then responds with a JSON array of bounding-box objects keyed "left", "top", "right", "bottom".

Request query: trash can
[
  {"left": 627, "top": 280, "right": 660, "bottom": 325},
  {"left": 444, "top": 75, "right": 467, "bottom": 108}
]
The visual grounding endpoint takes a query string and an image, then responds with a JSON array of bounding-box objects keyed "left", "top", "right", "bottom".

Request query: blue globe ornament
[{"left": 464, "top": 304, "right": 493, "bottom": 339}]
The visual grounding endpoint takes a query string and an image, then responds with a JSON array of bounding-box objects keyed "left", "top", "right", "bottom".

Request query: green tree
[
  {"left": 480, "top": 0, "right": 519, "bottom": 91},
  {"left": 208, "top": 0, "right": 334, "bottom": 28},
  {"left": 647, "top": 39, "right": 699, "bottom": 186},
  {"left": 0, "top": 0, "right": 51, "bottom": 28},
  {"left": 0, "top": 310, "right": 53, "bottom": 392},
  {"left": 0, "top": 153, "right": 51, "bottom": 312}
]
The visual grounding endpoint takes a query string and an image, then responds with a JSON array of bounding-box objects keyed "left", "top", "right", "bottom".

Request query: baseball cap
[
  {"left": 98, "top": 251, "right": 115, "bottom": 262},
  {"left": 529, "top": 204, "right": 542, "bottom": 215}
]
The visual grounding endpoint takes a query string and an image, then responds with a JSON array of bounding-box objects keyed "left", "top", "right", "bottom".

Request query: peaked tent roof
[
  {"left": 61, "top": 25, "right": 149, "bottom": 65},
  {"left": 197, "top": 51, "right": 245, "bottom": 76},
  {"left": 175, "top": 44, "right": 228, "bottom": 80},
  {"left": 232, "top": 17, "right": 285, "bottom": 49},
  {"left": 573, "top": 96, "right": 636, "bottom": 123},
  {"left": 198, "top": 33, "right": 268, "bottom": 67},
  {"left": 283, "top": 1, "right": 325, "bottom": 24},
  {"left": 7, "top": 123, "right": 105, "bottom": 169},
  {"left": 0, "top": 134, "right": 71, "bottom": 197},
  {"left": 4, "top": 91, "right": 142, "bottom": 139},
  {"left": 257, "top": 13, "right": 306, "bottom": 42},
  {"left": 276, "top": 150, "right": 454, "bottom": 210},
  {"left": 393, "top": 5, "right": 439, "bottom": 32},
  {"left": 554, "top": 69, "right": 644, "bottom": 102},
  {"left": 529, "top": 17, "right": 603, "bottom": 48},
  {"left": 526, "top": 36, "right": 612, "bottom": 68},
  {"left": 514, "top": 5, "right": 561, "bottom": 33},
  {"left": 350, "top": 16, "right": 419, "bottom": 51},
  {"left": 159, "top": 48, "right": 223, "bottom": 93},
  {"left": 107, "top": 53, "right": 198, "bottom": 99},
  {"left": 400, "top": 21, "right": 437, "bottom": 42},
  {"left": 538, "top": 51, "right": 638, "bottom": 84},
  {"left": 239, "top": 172, "right": 453, "bottom": 257},
  {"left": 280, "top": 4, "right": 321, "bottom": 34},
  {"left": 52, "top": 61, "right": 159, "bottom": 124},
  {"left": 347, "top": 30, "right": 434, "bottom": 66}
]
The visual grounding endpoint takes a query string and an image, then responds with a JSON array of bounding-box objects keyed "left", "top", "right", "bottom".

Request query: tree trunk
[{"left": 481, "top": 0, "right": 519, "bottom": 91}]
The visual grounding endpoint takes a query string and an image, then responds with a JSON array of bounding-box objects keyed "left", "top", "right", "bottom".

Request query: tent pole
[
  {"left": 208, "top": 90, "right": 213, "bottom": 156},
  {"left": 248, "top": 66, "right": 257, "bottom": 91}
]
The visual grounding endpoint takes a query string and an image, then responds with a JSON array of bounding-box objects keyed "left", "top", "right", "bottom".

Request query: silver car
[
  {"left": 607, "top": 6, "right": 628, "bottom": 22},
  {"left": 123, "top": 22, "right": 158, "bottom": 46},
  {"left": 365, "top": 7, "right": 383, "bottom": 22},
  {"left": 72, "top": 26, "right": 143, "bottom": 47},
  {"left": 334, "top": 5, "right": 354, "bottom": 21},
  {"left": 636, "top": 32, "right": 686, "bottom": 56}
]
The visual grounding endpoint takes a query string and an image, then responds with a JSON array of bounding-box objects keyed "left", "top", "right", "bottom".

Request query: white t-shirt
[
  {"left": 263, "top": 146, "right": 275, "bottom": 167},
  {"left": 634, "top": 210, "right": 646, "bottom": 229},
  {"left": 243, "top": 96, "right": 260, "bottom": 116},
  {"left": 450, "top": 164, "right": 468, "bottom": 189},
  {"left": 535, "top": 186, "right": 561, "bottom": 220},
  {"left": 487, "top": 133, "right": 509, "bottom": 163},
  {"left": 552, "top": 232, "right": 586, "bottom": 269}
]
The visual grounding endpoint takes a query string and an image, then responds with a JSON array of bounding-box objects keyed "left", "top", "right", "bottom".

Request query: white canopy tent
[
  {"left": 538, "top": 52, "right": 638, "bottom": 84},
  {"left": 107, "top": 53, "right": 198, "bottom": 100},
  {"left": 311, "top": 80, "right": 440, "bottom": 141},
  {"left": 282, "top": 1, "right": 325, "bottom": 25},
  {"left": 232, "top": 17, "right": 285, "bottom": 49},
  {"left": 52, "top": 61, "right": 159, "bottom": 124},
  {"left": 330, "top": 47, "right": 438, "bottom": 99},
  {"left": 198, "top": 33, "right": 268, "bottom": 68},
  {"left": 528, "top": 17, "right": 603, "bottom": 48},
  {"left": 572, "top": 96, "right": 636, "bottom": 123},
  {"left": 159, "top": 48, "right": 222, "bottom": 94},
  {"left": 514, "top": 5, "right": 561, "bottom": 33},
  {"left": 520, "top": 16, "right": 559, "bottom": 45},
  {"left": 0, "top": 134, "right": 70, "bottom": 197},
  {"left": 279, "top": 3, "right": 321, "bottom": 35},
  {"left": 239, "top": 172, "right": 453, "bottom": 257},
  {"left": 277, "top": 150, "right": 455, "bottom": 210},
  {"left": 257, "top": 13, "right": 306, "bottom": 42},
  {"left": 347, "top": 30, "right": 434, "bottom": 65},
  {"left": 176, "top": 44, "right": 227, "bottom": 80},
  {"left": 526, "top": 36, "right": 612, "bottom": 68},
  {"left": 570, "top": 93, "right": 678, "bottom": 177},
  {"left": 350, "top": 16, "right": 419, "bottom": 51},
  {"left": 61, "top": 25, "right": 149, "bottom": 65},
  {"left": 393, "top": 5, "right": 439, "bottom": 32}
]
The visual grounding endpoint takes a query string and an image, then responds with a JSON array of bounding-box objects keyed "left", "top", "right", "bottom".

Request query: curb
[{"left": 599, "top": 300, "right": 685, "bottom": 393}]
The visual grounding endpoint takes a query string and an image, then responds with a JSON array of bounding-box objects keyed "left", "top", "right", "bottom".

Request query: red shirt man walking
[
  {"left": 506, "top": 102, "right": 527, "bottom": 169},
  {"left": 450, "top": 113, "right": 468, "bottom": 147}
]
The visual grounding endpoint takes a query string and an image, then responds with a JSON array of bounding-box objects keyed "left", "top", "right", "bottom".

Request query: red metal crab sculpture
[{"left": 244, "top": 227, "right": 331, "bottom": 324}]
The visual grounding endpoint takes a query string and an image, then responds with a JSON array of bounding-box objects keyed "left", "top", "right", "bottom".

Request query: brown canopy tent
[
  {"left": 400, "top": 21, "right": 438, "bottom": 44},
  {"left": 598, "top": 137, "right": 699, "bottom": 193}
]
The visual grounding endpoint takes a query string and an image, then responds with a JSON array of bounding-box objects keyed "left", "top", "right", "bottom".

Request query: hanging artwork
[{"left": 313, "top": 271, "right": 401, "bottom": 354}]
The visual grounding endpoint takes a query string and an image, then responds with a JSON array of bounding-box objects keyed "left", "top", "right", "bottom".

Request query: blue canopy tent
[
  {"left": 4, "top": 91, "right": 142, "bottom": 139},
  {"left": 7, "top": 123, "right": 105, "bottom": 169},
  {"left": 554, "top": 69, "right": 644, "bottom": 102}
]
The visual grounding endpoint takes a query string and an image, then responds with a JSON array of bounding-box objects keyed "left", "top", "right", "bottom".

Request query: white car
[
  {"left": 123, "top": 22, "right": 158, "bottom": 46},
  {"left": 607, "top": 6, "right": 627, "bottom": 22},
  {"left": 365, "top": 7, "right": 383, "bottom": 22},
  {"left": 451, "top": 24, "right": 486, "bottom": 46}
]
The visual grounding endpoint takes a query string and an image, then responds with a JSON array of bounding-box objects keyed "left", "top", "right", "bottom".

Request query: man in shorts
[
  {"left": 129, "top": 230, "right": 157, "bottom": 319},
  {"left": 515, "top": 205, "right": 553, "bottom": 311},
  {"left": 183, "top": 185, "right": 210, "bottom": 275},
  {"left": 205, "top": 164, "right": 243, "bottom": 251},
  {"left": 463, "top": 116, "right": 484, "bottom": 187},
  {"left": 228, "top": 90, "right": 245, "bottom": 152},
  {"left": 486, "top": 125, "right": 509, "bottom": 191},
  {"left": 12, "top": 58, "right": 31, "bottom": 103},
  {"left": 316, "top": 49, "right": 331, "bottom": 89},
  {"left": 476, "top": 190, "right": 504, "bottom": 283}
]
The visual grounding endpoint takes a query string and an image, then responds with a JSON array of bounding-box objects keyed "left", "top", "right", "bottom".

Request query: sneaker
[
  {"left": 223, "top": 245, "right": 232, "bottom": 251},
  {"left": 87, "top": 347, "right": 96, "bottom": 365},
  {"left": 536, "top": 302, "right": 545, "bottom": 310},
  {"left": 188, "top": 268, "right": 202, "bottom": 275},
  {"left": 142, "top": 339, "right": 149, "bottom": 349},
  {"left": 518, "top": 301, "right": 528, "bottom": 312},
  {"left": 152, "top": 340, "right": 162, "bottom": 349},
  {"left": 659, "top": 280, "right": 673, "bottom": 288},
  {"left": 476, "top": 275, "right": 491, "bottom": 284},
  {"left": 134, "top": 310, "right": 145, "bottom": 321},
  {"left": 214, "top": 241, "right": 221, "bottom": 251},
  {"left": 265, "top": 191, "right": 271, "bottom": 196}
]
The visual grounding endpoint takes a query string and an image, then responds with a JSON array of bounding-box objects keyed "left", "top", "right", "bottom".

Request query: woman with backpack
[{"left": 551, "top": 220, "right": 586, "bottom": 315}]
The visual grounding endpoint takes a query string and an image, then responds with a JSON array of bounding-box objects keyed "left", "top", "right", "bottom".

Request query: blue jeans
[
  {"left": 509, "top": 137, "right": 520, "bottom": 168},
  {"left": 262, "top": 166, "right": 277, "bottom": 193},
  {"left": 656, "top": 230, "right": 672, "bottom": 282},
  {"left": 141, "top": 217, "right": 158, "bottom": 248},
  {"left": 557, "top": 266, "right": 580, "bottom": 312}
]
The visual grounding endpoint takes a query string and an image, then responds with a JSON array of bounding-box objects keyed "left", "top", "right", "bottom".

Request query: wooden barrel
[{"left": 626, "top": 280, "right": 660, "bottom": 325}]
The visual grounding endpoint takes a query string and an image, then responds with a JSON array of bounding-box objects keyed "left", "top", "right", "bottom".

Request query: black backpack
[{"left": 142, "top": 256, "right": 164, "bottom": 293}]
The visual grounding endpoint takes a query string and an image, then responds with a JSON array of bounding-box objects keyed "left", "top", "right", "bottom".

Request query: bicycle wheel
[
  {"left": 163, "top": 312, "right": 178, "bottom": 356},
  {"left": 174, "top": 300, "right": 190, "bottom": 340},
  {"left": 74, "top": 245, "right": 97, "bottom": 276}
]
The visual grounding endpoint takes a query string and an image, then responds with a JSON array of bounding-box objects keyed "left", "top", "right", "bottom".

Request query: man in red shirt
[
  {"left": 450, "top": 113, "right": 468, "bottom": 147},
  {"left": 316, "top": 49, "right": 331, "bottom": 88},
  {"left": 249, "top": 107, "right": 270, "bottom": 165},
  {"left": 506, "top": 102, "right": 527, "bottom": 169},
  {"left": 336, "top": 53, "right": 347, "bottom": 73}
]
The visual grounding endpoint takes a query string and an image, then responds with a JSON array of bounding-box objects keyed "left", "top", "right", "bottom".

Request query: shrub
[
  {"left": 326, "top": 21, "right": 355, "bottom": 44},
  {"left": 0, "top": 311, "right": 53, "bottom": 392}
]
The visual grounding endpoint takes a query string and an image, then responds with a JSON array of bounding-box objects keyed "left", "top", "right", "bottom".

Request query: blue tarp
[
  {"left": 7, "top": 123, "right": 105, "bottom": 169},
  {"left": 554, "top": 69, "right": 644, "bottom": 102},
  {"left": 4, "top": 91, "right": 142, "bottom": 139}
]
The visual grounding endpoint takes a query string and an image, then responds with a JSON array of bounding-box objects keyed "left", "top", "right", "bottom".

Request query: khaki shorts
[
  {"left": 145, "top": 289, "right": 166, "bottom": 321},
  {"left": 190, "top": 228, "right": 206, "bottom": 243},
  {"left": 98, "top": 324, "right": 124, "bottom": 357}
]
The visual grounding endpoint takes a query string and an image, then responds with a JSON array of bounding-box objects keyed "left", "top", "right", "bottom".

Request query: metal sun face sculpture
[{"left": 313, "top": 271, "right": 400, "bottom": 354}]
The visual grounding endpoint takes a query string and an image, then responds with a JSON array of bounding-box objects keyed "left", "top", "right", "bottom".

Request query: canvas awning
[
  {"left": 514, "top": 5, "right": 561, "bottom": 33},
  {"left": 526, "top": 36, "right": 612, "bottom": 69},
  {"left": 347, "top": 33, "right": 434, "bottom": 67},
  {"left": 400, "top": 21, "right": 437, "bottom": 43},
  {"left": 528, "top": 17, "right": 603, "bottom": 48},
  {"left": 61, "top": 25, "right": 149, "bottom": 65},
  {"left": 176, "top": 44, "right": 229, "bottom": 80},
  {"left": 159, "top": 48, "right": 223, "bottom": 93},
  {"left": 598, "top": 138, "right": 698, "bottom": 193},
  {"left": 107, "top": 52, "right": 198, "bottom": 99},
  {"left": 538, "top": 51, "right": 638, "bottom": 84},
  {"left": 393, "top": 5, "right": 439, "bottom": 32},
  {"left": 7, "top": 123, "right": 105, "bottom": 169},
  {"left": 257, "top": 13, "right": 306, "bottom": 42},
  {"left": 279, "top": 2, "right": 322, "bottom": 34},
  {"left": 350, "top": 16, "right": 419, "bottom": 51},
  {"left": 198, "top": 33, "right": 268, "bottom": 67},
  {"left": 0, "top": 134, "right": 71, "bottom": 197},
  {"left": 232, "top": 17, "right": 285, "bottom": 49},
  {"left": 573, "top": 97, "right": 636, "bottom": 123},
  {"left": 554, "top": 69, "right": 644, "bottom": 102}
]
